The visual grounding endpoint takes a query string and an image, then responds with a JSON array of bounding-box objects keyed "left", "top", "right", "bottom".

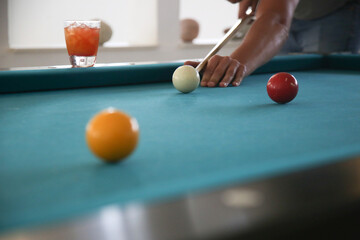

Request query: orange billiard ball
[
  {"left": 86, "top": 108, "right": 139, "bottom": 163},
  {"left": 267, "top": 72, "right": 298, "bottom": 104}
]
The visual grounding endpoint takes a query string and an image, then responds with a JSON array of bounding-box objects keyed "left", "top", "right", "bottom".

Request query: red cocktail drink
[{"left": 64, "top": 21, "right": 100, "bottom": 67}]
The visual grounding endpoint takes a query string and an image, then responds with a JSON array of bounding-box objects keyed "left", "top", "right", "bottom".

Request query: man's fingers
[
  {"left": 219, "top": 60, "right": 240, "bottom": 87},
  {"left": 201, "top": 55, "right": 221, "bottom": 87},
  {"left": 208, "top": 56, "right": 232, "bottom": 87},
  {"left": 232, "top": 64, "right": 247, "bottom": 86}
]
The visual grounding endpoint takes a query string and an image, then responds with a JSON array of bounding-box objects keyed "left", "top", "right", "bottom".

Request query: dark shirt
[{"left": 294, "top": 0, "right": 351, "bottom": 20}]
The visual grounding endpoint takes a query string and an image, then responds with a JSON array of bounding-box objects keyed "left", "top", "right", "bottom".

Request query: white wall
[
  {"left": 8, "top": 0, "right": 158, "bottom": 48},
  {"left": 0, "top": 0, "right": 241, "bottom": 69},
  {"left": 180, "top": 0, "right": 238, "bottom": 41},
  {"left": 0, "top": 0, "right": 9, "bottom": 67}
]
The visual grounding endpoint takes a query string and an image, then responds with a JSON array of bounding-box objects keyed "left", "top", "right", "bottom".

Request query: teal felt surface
[{"left": 1, "top": 58, "right": 360, "bottom": 233}]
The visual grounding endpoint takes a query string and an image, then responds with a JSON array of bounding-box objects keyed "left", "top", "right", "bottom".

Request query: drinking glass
[{"left": 64, "top": 20, "right": 101, "bottom": 68}]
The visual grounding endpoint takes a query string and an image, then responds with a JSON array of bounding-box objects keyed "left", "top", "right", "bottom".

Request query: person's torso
[{"left": 294, "top": 0, "right": 351, "bottom": 20}]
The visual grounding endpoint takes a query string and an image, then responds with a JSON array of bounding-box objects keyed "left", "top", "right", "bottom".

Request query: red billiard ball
[{"left": 267, "top": 72, "right": 298, "bottom": 104}]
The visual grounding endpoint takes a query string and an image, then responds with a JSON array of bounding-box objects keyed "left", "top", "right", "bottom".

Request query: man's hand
[{"left": 184, "top": 55, "right": 247, "bottom": 87}]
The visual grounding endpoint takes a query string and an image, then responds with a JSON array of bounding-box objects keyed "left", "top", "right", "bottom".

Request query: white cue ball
[{"left": 172, "top": 65, "right": 200, "bottom": 93}]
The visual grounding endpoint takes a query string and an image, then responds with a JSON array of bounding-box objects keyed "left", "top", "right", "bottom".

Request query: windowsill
[
  {"left": 1, "top": 59, "right": 189, "bottom": 71},
  {"left": 7, "top": 38, "right": 244, "bottom": 52},
  {"left": 179, "top": 38, "right": 243, "bottom": 48},
  {"left": 8, "top": 43, "right": 159, "bottom": 53}
]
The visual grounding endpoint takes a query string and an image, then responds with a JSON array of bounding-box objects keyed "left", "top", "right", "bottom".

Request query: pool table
[{"left": 1, "top": 54, "right": 360, "bottom": 240}]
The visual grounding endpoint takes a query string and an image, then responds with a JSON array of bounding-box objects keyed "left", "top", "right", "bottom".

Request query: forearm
[
  {"left": 194, "top": 0, "right": 299, "bottom": 87},
  {"left": 230, "top": 12, "right": 290, "bottom": 76},
  {"left": 230, "top": 0, "right": 299, "bottom": 76}
]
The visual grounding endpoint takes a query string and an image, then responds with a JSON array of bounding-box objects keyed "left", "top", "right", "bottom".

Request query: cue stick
[{"left": 195, "top": 16, "right": 256, "bottom": 73}]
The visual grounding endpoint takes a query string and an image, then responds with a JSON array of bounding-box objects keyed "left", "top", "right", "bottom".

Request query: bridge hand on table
[{"left": 184, "top": 55, "right": 246, "bottom": 88}]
